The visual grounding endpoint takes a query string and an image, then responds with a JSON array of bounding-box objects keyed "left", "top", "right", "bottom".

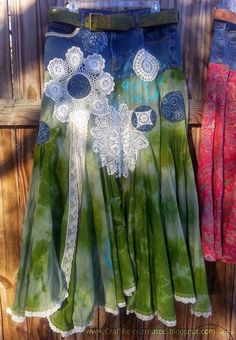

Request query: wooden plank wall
[{"left": 0, "top": 0, "right": 235, "bottom": 339}]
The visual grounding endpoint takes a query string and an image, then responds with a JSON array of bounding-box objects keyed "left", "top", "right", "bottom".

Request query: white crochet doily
[
  {"left": 45, "top": 46, "right": 114, "bottom": 126},
  {"left": 133, "top": 48, "right": 160, "bottom": 81},
  {"left": 90, "top": 103, "right": 149, "bottom": 178}
]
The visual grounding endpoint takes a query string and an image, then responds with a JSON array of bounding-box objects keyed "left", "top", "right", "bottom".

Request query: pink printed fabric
[{"left": 198, "top": 63, "right": 236, "bottom": 263}]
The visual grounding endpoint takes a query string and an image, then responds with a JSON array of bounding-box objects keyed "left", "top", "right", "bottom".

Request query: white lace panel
[
  {"left": 90, "top": 103, "right": 149, "bottom": 178},
  {"left": 61, "top": 122, "right": 87, "bottom": 287},
  {"left": 133, "top": 49, "right": 160, "bottom": 81},
  {"left": 45, "top": 47, "right": 114, "bottom": 126}
]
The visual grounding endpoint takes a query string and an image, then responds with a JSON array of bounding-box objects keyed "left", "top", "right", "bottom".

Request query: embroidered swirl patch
[
  {"left": 90, "top": 103, "right": 149, "bottom": 178},
  {"left": 37, "top": 121, "right": 50, "bottom": 144},
  {"left": 133, "top": 49, "right": 160, "bottom": 81},
  {"left": 44, "top": 46, "right": 114, "bottom": 126},
  {"left": 82, "top": 31, "right": 108, "bottom": 52},
  {"left": 132, "top": 106, "right": 157, "bottom": 132},
  {"left": 160, "top": 91, "right": 185, "bottom": 122}
]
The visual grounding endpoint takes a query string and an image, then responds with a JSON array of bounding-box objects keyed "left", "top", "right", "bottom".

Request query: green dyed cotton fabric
[{"left": 9, "top": 67, "right": 211, "bottom": 333}]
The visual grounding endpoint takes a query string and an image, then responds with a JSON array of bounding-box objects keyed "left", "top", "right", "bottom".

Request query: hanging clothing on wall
[
  {"left": 7, "top": 5, "right": 211, "bottom": 336},
  {"left": 198, "top": 4, "right": 236, "bottom": 262}
]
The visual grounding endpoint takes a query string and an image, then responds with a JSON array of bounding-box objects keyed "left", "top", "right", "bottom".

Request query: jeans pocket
[{"left": 46, "top": 22, "right": 79, "bottom": 38}]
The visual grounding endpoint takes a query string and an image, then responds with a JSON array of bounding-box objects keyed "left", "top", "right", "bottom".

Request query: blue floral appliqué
[
  {"left": 132, "top": 106, "right": 157, "bottom": 132},
  {"left": 37, "top": 121, "right": 50, "bottom": 144},
  {"left": 82, "top": 31, "right": 108, "bottom": 53},
  {"left": 160, "top": 91, "right": 185, "bottom": 122}
]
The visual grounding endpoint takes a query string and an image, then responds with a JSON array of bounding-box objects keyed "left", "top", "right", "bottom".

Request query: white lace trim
[
  {"left": 123, "top": 286, "right": 136, "bottom": 296},
  {"left": 7, "top": 291, "right": 68, "bottom": 321},
  {"left": 61, "top": 123, "right": 82, "bottom": 286},
  {"left": 48, "top": 318, "right": 86, "bottom": 337},
  {"left": 191, "top": 309, "right": 212, "bottom": 318},
  {"left": 45, "top": 28, "right": 80, "bottom": 38},
  {"left": 133, "top": 49, "right": 160, "bottom": 81},
  {"left": 127, "top": 309, "right": 177, "bottom": 326},
  {"left": 118, "top": 301, "right": 126, "bottom": 308},
  {"left": 105, "top": 306, "right": 119, "bottom": 315},
  {"left": 156, "top": 313, "right": 177, "bottom": 327},
  {"left": 90, "top": 103, "right": 149, "bottom": 178},
  {"left": 175, "top": 295, "right": 196, "bottom": 304},
  {"left": 45, "top": 46, "right": 114, "bottom": 125},
  {"left": 6, "top": 308, "right": 25, "bottom": 323},
  {"left": 62, "top": 122, "right": 88, "bottom": 287}
]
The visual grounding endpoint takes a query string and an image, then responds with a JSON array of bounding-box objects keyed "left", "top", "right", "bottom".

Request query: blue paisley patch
[
  {"left": 132, "top": 105, "right": 157, "bottom": 132},
  {"left": 37, "top": 121, "right": 50, "bottom": 144},
  {"left": 160, "top": 91, "right": 185, "bottom": 122}
]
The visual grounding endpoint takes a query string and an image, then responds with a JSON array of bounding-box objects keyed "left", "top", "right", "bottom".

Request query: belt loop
[{"left": 134, "top": 12, "right": 140, "bottom": 27}]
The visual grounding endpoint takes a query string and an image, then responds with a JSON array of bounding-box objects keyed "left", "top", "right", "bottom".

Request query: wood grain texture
[
  {"left": 0, "top": 129, "right": 28, "bottom": 340},
  {"left": 9, "top": 0, "right": 65, "bottom": 100},
  {"left": 0, "top": 0, "right": 12, "bottom": 99},
  {"left": 0, "top": 100, "right": 203, "bottom": 127}
]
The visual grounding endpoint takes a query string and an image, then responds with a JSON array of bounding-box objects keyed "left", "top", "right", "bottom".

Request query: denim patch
[
  {"left": 132, "top": 106, "right": 157, "bottom": 132},
  {"left": 37, "top": 121, "right": 50, "bottom": 144},
  {"left": 67, "top": 74, "right": 91, "bottom": 99},
  {"left": 160, "top": 91, "right": 185, "bottom": 122}
]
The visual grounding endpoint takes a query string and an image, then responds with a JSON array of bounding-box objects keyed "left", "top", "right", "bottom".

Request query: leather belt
[
  {"left": 214, "top": 8, "right": 236, "bottom": 25},
  {"left": 48, "top": 7, "right": 179, "bottom": 31}
]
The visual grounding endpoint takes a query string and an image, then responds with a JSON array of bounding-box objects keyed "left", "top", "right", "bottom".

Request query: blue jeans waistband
[{"left": 210, "top": 19, "right": 236, "bottom": 70}]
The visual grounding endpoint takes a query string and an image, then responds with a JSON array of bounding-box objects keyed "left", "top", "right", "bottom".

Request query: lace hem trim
[
  {"left": 45, "top": 28, "right": 80, "bottom": 38},
  {"left": 127, "top": 309, "right": 177, "bottom": 326},
  {"left": 105, "top": 307, "right": 119, "bottom": 315},
  {"left": 48, "top": 318, "right": 86, "bottom": 337},
  {"left": 7, "top": 291, "right": 68, "bottom": 321},
  {"left": 175, "top": 295, "right": 196, "bottom": 304},
  {"left": 157, "top": 313, "right": 177, "bottom": 327},
  {"left": 123, "top": 286, "right": 136, "bottom": 296},
  {"left": 191, "top": 309, "right": 212, "bottom": 318},
  {"left": 118, "top": 302, "right": 126, "bottom": 308},
  {"left": 6, "top": 308, "right": 25, "bottom": 323}
]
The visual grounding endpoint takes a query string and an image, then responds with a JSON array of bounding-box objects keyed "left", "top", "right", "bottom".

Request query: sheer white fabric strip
[
  {"left": 6, "top": 291, "right": 69, "bottom": 322},
  {"left": 61, "top": 122, "right": 87, "bottom": 287},
  {"left": 45, "top": 28, "right": 80, "bottom": 38}
]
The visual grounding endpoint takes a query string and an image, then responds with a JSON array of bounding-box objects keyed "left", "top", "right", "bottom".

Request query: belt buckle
[{"left": 89, "top": 13, "right": 105, "bottom": 31}]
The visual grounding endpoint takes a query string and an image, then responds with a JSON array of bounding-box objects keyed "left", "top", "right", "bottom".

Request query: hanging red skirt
[{"left": 198, "top": 18, "right": 236, "bottom": 263}]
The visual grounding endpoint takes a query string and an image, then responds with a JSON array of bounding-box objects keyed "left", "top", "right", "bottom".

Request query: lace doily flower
[
  {"left": 82, "top": 31, "right": 108, "bottom": 53},
  {"left": 45, "top": 46, "right": 114, "bottom": 126},
  {"left": 133, "top": 49, "right": 160, "bottom": 81},
  {"left": 91, "top": 103, "right": 149, "bottom": 178}
]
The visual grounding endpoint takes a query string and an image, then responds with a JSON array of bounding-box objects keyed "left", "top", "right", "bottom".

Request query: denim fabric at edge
[
  {"left": 45, "top": 8, "right": 182, "bottom": 80},
  {"left": 210, "top": 3, "right": 236, "bottom": 69}
]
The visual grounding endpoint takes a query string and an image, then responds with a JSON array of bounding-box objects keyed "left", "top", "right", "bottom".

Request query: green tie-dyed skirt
[{"left": 7, "top": 10, "right": 211, "bottom": 336}]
